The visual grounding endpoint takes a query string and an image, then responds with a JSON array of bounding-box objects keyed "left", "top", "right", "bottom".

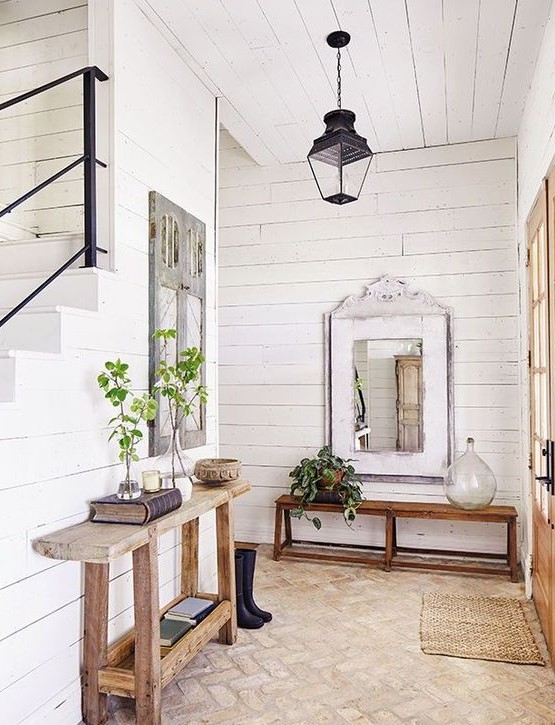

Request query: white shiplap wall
[
  {"left": 517, "top": 3, "right": 555, "bottom": 584},
  {"left": 0, "top": 0, "right": 89, "bottom": 240},
  {"left": 219, "top": 130, "right": 520, "bottom": 554},
  {"left": 0, "top": 2, "right": 219, "bottom": 723}
]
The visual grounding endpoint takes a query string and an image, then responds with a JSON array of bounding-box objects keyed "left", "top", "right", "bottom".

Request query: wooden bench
[
  {"left": 34, "top": 480, "right": 250, "bottom": 725},
  {"left": 273, "top": 495, "right": 518, "bottom": 581}
]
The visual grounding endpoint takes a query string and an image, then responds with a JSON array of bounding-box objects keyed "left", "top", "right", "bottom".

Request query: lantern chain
[{"left": 336, "top": 48, "right": 342, "bottom": 109}]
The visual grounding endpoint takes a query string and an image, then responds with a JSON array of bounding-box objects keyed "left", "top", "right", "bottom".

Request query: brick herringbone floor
[{"left": 108, "top": 545, "right": 555, "bottom": 724}]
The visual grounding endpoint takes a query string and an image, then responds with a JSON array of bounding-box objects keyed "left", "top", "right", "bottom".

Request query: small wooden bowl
[{"left": 194, "top": 458, "right": 242, "bottom": 484}]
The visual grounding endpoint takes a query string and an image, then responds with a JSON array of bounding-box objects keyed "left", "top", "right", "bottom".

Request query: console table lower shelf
[
  {"left": 33, "top": 479, "right": 251, "bottom": 725},
  {"left": 273, "top": 495, "right": 518, "bottom": 581},
  {"left": 99, "top": 594, "right": 230, "bottom": 699}
]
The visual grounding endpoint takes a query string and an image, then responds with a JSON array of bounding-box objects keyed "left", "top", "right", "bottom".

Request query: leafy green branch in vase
[
  {"left": 152, "top": 329, "right": 208, "bottom": 485},
  {"left": 98, "top": 358, "right": 157, "bottom": 484}
]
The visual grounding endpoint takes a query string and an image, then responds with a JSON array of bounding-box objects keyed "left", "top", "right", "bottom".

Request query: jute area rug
[{"left": 420, "top": 592, "right": 545, "bottom": 666}]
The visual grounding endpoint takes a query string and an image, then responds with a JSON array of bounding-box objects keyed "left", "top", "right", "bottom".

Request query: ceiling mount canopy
[{"left": 307, "top": 31, "right": 373, "bottom": 205}]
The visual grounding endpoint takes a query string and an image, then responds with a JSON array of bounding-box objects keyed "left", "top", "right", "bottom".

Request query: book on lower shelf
[
  {"left": 160, "top": 617, "right": 193, "bottom": 648},
  {"left": 165, "top": 600, "right": 216, "bottom": 625},
  {"left": 90, "top": 488, "right": 183, "bottom": 525},
  {"left": 164, "top": 596, "right": 216, "bottom": 624}
]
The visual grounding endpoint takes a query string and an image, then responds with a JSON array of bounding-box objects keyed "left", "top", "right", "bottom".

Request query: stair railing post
[{"left": 83, "top": 68, "right": 97, "bottom": 268}]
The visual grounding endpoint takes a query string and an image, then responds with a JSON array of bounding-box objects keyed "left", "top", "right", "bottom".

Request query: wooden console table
[
  {"left": 274, "top": 495, "right": 518, "bottom": 581},
  {"left": 34, "top": 479, "right": 250, "bottom": 725}
]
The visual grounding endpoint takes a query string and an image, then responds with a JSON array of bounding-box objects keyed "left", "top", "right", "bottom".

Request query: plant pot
[
  {"left": 313, "top": 490, "right": 343, "bottom": 504},
  {"left": 313, "top": 470, "right": 344, "bottom": 504},
  {"left": 316, "top": 470, "right": 344, "bottom": 489}
]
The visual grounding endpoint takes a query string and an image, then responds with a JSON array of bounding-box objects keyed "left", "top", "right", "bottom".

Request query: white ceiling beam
[
  {"left": 293, "top": 0, "right": 379, "bottom": 152},
  {"left": 369, "top": 0, "right": 424, "bottom": 149},
  {"left": 472, "top": 0, "right": 517, "bottom": 141},
  {"left": 406, "top": 0, "right": 447, "bottom": 147},
  {"left": 443, "top": 0, "right": 480, "bottom": 144},
  {"left": 332, "top": 0, "right": 403, "bottom": 151},
  {"left": 496, "top": 0, "right": 552, "bottom": 137}
]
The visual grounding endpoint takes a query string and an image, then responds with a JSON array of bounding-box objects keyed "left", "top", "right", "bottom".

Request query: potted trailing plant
[
  {"left": 152, "top": 328, "right": 208, "bottom": 496},
  {"left": 98, "top": 359, "right": 157, "bottom": 499},
  {"left": 289, "top": 446, "right": 364, "bottom": 530}
]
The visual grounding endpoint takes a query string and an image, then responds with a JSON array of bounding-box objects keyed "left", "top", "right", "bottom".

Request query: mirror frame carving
[{"left": 325, "top": 276, "right": 454, "bottom": 483}]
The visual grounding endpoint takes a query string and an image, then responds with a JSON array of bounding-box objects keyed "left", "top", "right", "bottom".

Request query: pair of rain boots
[{"left": 235, "top": 548, "right": 272, "bottom": 629}]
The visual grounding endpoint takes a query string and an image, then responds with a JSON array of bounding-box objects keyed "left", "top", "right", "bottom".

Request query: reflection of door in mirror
[
  {"left": 395, "top": 355, "right": 423, "bottom": 452},
  {"left": 353, "top": 339, "right": 422, "bottom": 453}
]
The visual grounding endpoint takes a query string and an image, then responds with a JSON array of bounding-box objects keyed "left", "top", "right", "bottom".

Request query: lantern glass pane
[
  {"left": 308, "top": 147, "right": 341, "bottom": 201},
  {"left": 342, "top": 153, "right": 372, "bottom": 201},
  {"left": 309, "top": 145, "right": 372, "bottom": 204}
]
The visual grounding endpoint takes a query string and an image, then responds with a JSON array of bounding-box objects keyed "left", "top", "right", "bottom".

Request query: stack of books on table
[{"left": 160, "top": 597, "right": 216, "bottom": 655}]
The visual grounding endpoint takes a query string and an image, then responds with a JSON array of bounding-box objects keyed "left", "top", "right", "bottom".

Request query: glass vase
[
  {"left": 443, "top": 437, "right": 497, "bottom": 510},
  {"left": 155, "top": 432, "right": 194, "bottom": 501},
  {"left": 117, "top": 477, "right": 141, "bottom": 500},
  {"left": 116, "top": 459, "right": 141, "bottom": 500}
]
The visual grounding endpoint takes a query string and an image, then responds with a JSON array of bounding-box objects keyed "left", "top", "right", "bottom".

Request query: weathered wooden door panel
[{"left": 148, "top": 191, "right": 206, "bottom": 455}]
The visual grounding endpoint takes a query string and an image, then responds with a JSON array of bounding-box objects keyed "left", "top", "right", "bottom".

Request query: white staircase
[{"left": 0, "top": 234, "right": 107, "bottom": 404}]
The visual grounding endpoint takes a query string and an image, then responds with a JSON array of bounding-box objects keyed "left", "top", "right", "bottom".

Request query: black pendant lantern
[{"left": 308, "top": 31, "right": 373, "bottom": 205}]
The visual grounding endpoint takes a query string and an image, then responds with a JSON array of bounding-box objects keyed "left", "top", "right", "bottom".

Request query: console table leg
[
  {"left": 216, "top": 502, "right": 237, "bottom": 645},
  {"left": 181, "top": 518, "right": 199, "bottom": 596},
  {"left": 508, "top": 518, "right": 518, "bottom": 582},
  {"left": 82, "top": 562, "right": 109, "bottom": 725},
  {"left": 273, "top": 504, "right": 283, "bottom": 561},
  {"left": 133, "top": 529, "right": 161, "bottom": 725}
]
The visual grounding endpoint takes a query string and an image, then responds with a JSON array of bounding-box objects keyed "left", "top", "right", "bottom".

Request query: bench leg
[
  {"left": 385, "top": 512, "right": 394, "bottom": 571},
  {"left": 273, "top": 504, "right": 284, "bottom": 561},
  {"left": 133, "top": 529, "right": 162, "bottom": 725},
  {"left": 82, "top": 562, "right": 109, "bottom": 725},
  {"left": 217, "top": 501, "right": 237, "bottom": 645},
  {"left": 284, "top": 509, "right": 292, "bottom": 546},
  {"left": 508, "top": 518, "right": 518, "bottom": 582},
  {"left": 181, "top": 518, "right": 199, "bottom": 596}
]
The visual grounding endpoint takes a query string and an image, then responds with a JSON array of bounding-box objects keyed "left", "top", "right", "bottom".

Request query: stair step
[
  {"left": 0, "top": 307, "right": 65, "bottom": 354},
  {"left": 0, "top": 351, "right": 16, "bottom": 403},
  {"left": 0, "top": 267, "right": 101, "bottom": 311},
  {"left": 0, "top": 233, "right": 85, "bottom": 275},
  {"left": 0, "top": 218, "right": 37, "bottom": 242}
]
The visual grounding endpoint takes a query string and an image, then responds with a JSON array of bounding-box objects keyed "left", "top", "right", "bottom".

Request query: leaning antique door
[{"left": 528, "top": 181, "right": 553, "bottom": 652}]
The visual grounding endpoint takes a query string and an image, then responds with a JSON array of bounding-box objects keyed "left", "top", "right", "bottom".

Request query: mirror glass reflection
[{"left": 354, "top": 339, "right": 423, "bottom": 453}]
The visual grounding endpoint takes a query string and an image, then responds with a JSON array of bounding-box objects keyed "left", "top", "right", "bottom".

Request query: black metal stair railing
[{"left": 0, "top": 66, "right": 109, "bottom": 329}]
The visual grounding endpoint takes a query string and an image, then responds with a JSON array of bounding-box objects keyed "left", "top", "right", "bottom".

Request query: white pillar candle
[{"left": 142, "top": 470, "right": 161, "bottom": 493}]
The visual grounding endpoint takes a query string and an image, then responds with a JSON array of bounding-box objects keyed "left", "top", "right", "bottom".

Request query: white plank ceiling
[{"left": 142, "top": 0, "right": 553, "bottom": 164}]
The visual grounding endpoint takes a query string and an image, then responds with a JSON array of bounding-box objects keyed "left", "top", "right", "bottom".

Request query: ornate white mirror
[{"left": 326, "top": 276, "right": 454, "bottom": 482}]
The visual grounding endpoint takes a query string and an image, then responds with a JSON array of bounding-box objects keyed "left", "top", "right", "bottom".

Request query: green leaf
[{"left": 312, "top": 517, "right": 322, "bottom": 530}]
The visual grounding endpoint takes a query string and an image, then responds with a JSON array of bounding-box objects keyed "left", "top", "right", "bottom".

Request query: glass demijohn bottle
[{"left": 443, "top": 437, "right": 497, "bottom": 510}]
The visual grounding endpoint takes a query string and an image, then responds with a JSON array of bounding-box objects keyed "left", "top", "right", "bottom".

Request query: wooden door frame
[{"left": 527, "top": 179, "right": 552, "bottom": 654}]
